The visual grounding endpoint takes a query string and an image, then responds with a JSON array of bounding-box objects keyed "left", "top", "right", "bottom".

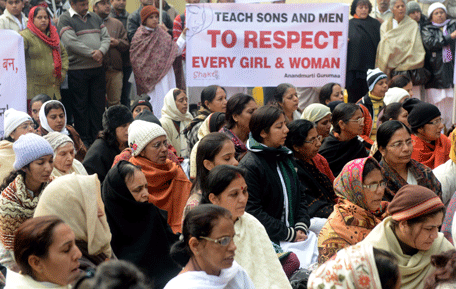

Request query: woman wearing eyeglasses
[
  {"left": 407, "top": 102, "right": 451, "bottom": 169},
  {"left": 317, "top": 157, "right": 388, "bottom": 265},
  {"left": 377, "top": 120, "right": 442, "bottom": 202},
  {"left": 127, "top": 120, "right": 192, "bottom": 233},
  {"left": 165, "top": 204, "right": 255, "bottom": 289},
  {"left": 285, "top": 120, "right": 337, "bottom": 229}
]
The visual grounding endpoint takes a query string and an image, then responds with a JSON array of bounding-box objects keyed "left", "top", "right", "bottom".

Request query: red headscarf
[{"left": 27, "top": 6, "right": 62, "bottom": 80}]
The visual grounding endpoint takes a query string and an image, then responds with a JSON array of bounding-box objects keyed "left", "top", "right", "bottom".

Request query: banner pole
[{"left": 159, "top": 0, "right": 163, "bottom": 25}]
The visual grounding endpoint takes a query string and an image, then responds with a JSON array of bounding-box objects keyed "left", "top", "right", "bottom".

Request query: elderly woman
[
  {"left": 102, "top": 161, "right": 180, "bottom": 289},
  {"left": 359, "top": 185, "right": 453, "bottom": 289},
  {"left": 421, "top": 3, "right": 456, "bottom": 129},
  {"left": 286, "top": 120, "right": 336, "bottom": 222},
  {"left": 272, "top": 83, "right": 300, "bottom": 122},
  {"left": 301, "top": 103, "right": 332, "bottom": 139},
  {"left": 160, "top": 88, "right": 193, "bottom": 158},
  {"left": 165, "top": 204, "right": 255, "bottom": 289},
  {"left": 220, "top": 93, "right": 258, "bottom": 160},
  {"left": 317, "top": 157, "right": 388, "bottom": 264},
  {"left": 5, "top": 216, "right": 82, "bottom": 289},
  {"left": 0, "top": 133, "right": 54, "bottom": 268},
  {"left": 127, "top": 120, "right": 192, "bottom": 233},
  {"left": 39, "top": 100, "right": 86, "bottom": 161},
  {"left": 0, "top": 109, "right": 34, "bottom": 182},
  {"left": 408, "top": 102, "right": 451, "bottom": 169},
  {"left": 34, "top": 174, "right": 113, "bottom": 270},
  {"left": 20, "top": 6, "right": 68, "bottom": 100},
  {"left": 43, "top": 132, "right": 88, "bottom": 177},
  {"left": 319, "top": 103, "right": 368, "bottom": 177},
  {"left": 378, "top": 120, "right": 442, "bottom": 201},
  {"left": 318, "top": 83, "right": 344, "bottom": 105},
  {"left": 201, "top": 165, "right": 291, "bottom": 289},
  {"left": 309, "top": 244, "right": 400, "bottom": 289},
  {"left": 346, "top": 0, "right": 381, "bottom": 103}
]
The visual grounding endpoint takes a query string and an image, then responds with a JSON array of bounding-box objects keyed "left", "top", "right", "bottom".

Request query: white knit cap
[
  {"left": 43, "top": 131, "right": 74, "bottom": 151},
  {"left": 301, "top": 103, "right": 331, "bottom": 123},
  {"left": 3, "top": 108, "right": 33, "bottom": 138},
  {"left": 128, "top": 120, "right": 167, "bottom": 156},
  {"left": 13, "top": 133, "right": 54, "bottom": 170},
  {"left": 383, "top": 87, "right": 410, "bottom": 105},
  {"left": 428, "top": 2, "right": 446, "bottom": 18}
]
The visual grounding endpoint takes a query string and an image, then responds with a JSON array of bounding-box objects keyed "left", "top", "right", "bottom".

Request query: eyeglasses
[
  {"left": 363, "top": 180, "right": 386, "bottom": 191},
  {"left": 428, "top": 118, "right": 443, "bottom": 126},
  {"left": 387, "top": 139, "right": 414, "bottom": 149},
  {"left": 200, "top": 236, "right": 233, "bottom": 246},
  {"left": 150, "top": 140, "right": 168, "bottom": 149},
  {"left": 304, "top": 135, "right": 323, "bottom": 145},
  {"left": 16, "top": 122, "right": 34, "bottom": 131},
  {"left": 348, "top": 117, "right": 365, "bottom": 125}
]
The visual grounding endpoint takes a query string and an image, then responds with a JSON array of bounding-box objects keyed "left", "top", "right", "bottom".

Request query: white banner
[
  {"left": 186, "top": 3, "right": 349, "bottom": 87},
  {"left": 0, "top": 30, "right": 27, "bottom": 138}
]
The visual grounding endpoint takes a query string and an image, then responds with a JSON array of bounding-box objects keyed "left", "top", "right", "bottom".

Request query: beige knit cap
[
  {"left": 43, "top": 131, "right": 74, "bottom": 151},
  {"left": 128, "top": 120, "right": 167, "bottom": 156}
]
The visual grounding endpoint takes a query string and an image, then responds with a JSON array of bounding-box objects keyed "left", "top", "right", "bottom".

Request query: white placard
[{"left": 186, "top": 3, "right": 349, "bottom": 87}]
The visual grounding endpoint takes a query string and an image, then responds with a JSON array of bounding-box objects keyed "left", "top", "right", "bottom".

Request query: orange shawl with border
[{"left": 411, "top": 133, "right": 451, "bottom": 169}]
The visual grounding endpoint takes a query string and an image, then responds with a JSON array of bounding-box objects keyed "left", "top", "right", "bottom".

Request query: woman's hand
[
  {"left": 294, "top": 230, "right": 308, "bottom": 242},
  {"left": 182, "top": 27, "right": 189, "bottom": 37},
  {"left": 451, "top": 30, "right": 456, "bottom": 39}
]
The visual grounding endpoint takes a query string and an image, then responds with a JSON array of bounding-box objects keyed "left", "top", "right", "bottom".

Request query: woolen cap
[
  {"left": 3, "top": 108, "right": 33, "bottom": 138},
  {"left": 13, "top": 133, "right": 54, "bottom": 170},
  {"left": 43, "top": 131, "right": 74, "bottom": 151},
  {"left": 301, "top": 103, "right": 331, "bottom": 123},
  {"left": 140, "top": 5, "right": 159, "bottom": 25},
  {"left": 128, "top": 120, "right": 167, "bottom": 156},
  {"left": 406, "top": 1, "right": 421, "bottom": 15},
  {"left": 407, "top": 102, "right": 441, "bottom": 130},
  {"left": 102, "top": 105, "right": 134, "bottom": 132},
  {"left": 401, "top": 97, "right": 421, "bottom": 113},
  {"left": 383, "top": 87, "right": 410, "bottom": 106},
  {"left": 366, "top": 68, "right": 387, "bottom": 92},
  {"left": 131, "top": 94, "right": 153, "bottom": 114},
  {"left": 428, "top": 2, "right": 447, "bottom": 18},
  {"left": 388, "top": 185, "right": 444, "bottom": 221},
  {"left": 135, "top": 110, "right": 161, "bottom": 126}
]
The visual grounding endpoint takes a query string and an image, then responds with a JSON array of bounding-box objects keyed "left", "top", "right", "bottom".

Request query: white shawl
[{"left": 5, "top": 269, "right": 70, "bottom": 289}]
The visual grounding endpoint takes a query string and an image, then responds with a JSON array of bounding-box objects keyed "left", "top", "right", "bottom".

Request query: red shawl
[
  {"left": 27, "top": 6, "right": 62, "bottom": 79},
  {"left": 411, "top": 133, "right": 451, "bottom": 169},
  {"left": 130, "top": 26, "right": 178, "bottom": 95}
]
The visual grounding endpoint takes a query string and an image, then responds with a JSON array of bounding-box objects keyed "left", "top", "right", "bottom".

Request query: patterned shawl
[
  {"left": 220, "top": 126, "right": 247, "bottom": 160},
  {"left": 130, "top": 26, "right": 178, "bottom": 95}
]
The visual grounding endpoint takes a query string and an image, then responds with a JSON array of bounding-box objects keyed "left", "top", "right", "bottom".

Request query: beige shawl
[
  {"left": 0, "top": 140, "right": 14, "bottom": 183},
  {"left": 51, "top": 159, "right": 88, "bottom": 178},
  {"left": 34, "top": 173, "right": 112, "bottom": 256},
  {"left": 234, "top": 213, "right": 291, "bottom": 289},
  {"left": 359, "top": 217, "right": 454, "bottom": 289},
  {"left": 376, "top": 15, "right": 425, "bottom": 77}
]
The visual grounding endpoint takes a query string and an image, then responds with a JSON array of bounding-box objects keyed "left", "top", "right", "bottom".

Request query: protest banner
[
  {"left": 0, "top": 30, "right": 27, "bottom": 138},
  {"left": 186, "top": 3, "right": 349, "bottom": 88}
]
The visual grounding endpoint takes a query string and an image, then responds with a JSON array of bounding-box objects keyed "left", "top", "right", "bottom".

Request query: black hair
[
  {"left": 389, "top": 75, "right": 412, "bottom": 89},
  {"left": 170, "top": 204, "right": 232, "bottom": 267},
  {"left": 391, "top": 207, "right": 446, "bottom": 231},
  {"left": 377, "top": 120, "right": 412, "bottom": 149},
  {"left": 201, "top": 165, "right": 245, "bottom": 204},
  {"left": 249, "top": 105, "right": 285, "bottom": 143},
  {"left": 201, "top": 85, "right": 226, "bottom": 110},
  {"left": 118, "top": 162, "right": 142, "bottom": 185},
  {"left": 373, "top": 248, "right": 400, "bottom": 289},
  {"left": 33, "top": 5, "right": 51, "bottom": 21},
  {"left": 225, "top": 93, "right": 255, "bottom": 129},
  {"left": 30, "top": 94, "right": 51, "bottom": 109},
  {"left": 285, "top": 119, "right": 315, "bottom": 153},
  {"left": 173, "top": 89, "right": 184, "bottom": 101},
  {"left": 0, "top": 169, "right": 27, "bottom": 191},
  {"left": 44, "top": 101, "right": 65, "bottom": 117},
  {"left": 272, "top": 83, "right": 295, "bottom": 104},
  {"left": 350, "top": 0, "right": 372, "bottom": 16},
  {"left": 70, "top": 0, "right": 87, "bottom": 4},
  {"left": 379, "top": 103, "right": 404, "bottom": 124},
  {"left": 319, "top": 83, "right": 340, "bottom": 104},
  {"left": 362, "top": 157, "right": 382, "bottom": 181},
  {"left": 331, "top": 103, "right": 360, "bottom": 134},
  {"left": 191, "top": 132, "right": 231, "bottom": 193}
]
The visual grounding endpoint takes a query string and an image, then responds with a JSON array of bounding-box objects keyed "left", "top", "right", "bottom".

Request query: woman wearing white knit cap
[
  {"left": 0, "top": 133, "right": 54, "bottom": 269},
  {"left": 127, "top": 120, "right": 192, "bottom": 233},
  {"left": 43, "top": 132, "right": 88, "bottom": 177},
  {"left": 383, "top": 87, "right": 410, "bottom": 105},
  {"left": 301, "top": 103, "right": 332, "bottom": 139},
  {"left": 0, "top": 108, "right": 35, "bottom": 184}
]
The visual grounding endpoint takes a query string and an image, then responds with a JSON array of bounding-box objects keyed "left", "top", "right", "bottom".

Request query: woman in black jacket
[
  {"left": 239, "top": 105, "right": 310, "bottom": 245},
  {"left": 421, "top": 3, "right": 456, "bottom": 129}
]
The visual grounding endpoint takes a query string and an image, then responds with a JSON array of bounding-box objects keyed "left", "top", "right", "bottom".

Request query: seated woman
[
  {"left": 38, "top": 100, "right": 86, "bottom": 162},
  {"left": 308, "top": 244, "right": 401, "bottom": 289},
  {"left": 379, "top": 102, "right": 410, "bottom": 127},
  {"left": 423, "top": 249, "right": 456, "bottom": 289},
  {"left": 378, "top": 120, "right": 442, "bottom": 201},
  {"left": 0, "top": 108, "right": 34, "bottom": 182},
  {"left": 239, "top": 105, "right": 310, "bottom": 244},
  {"left": 301, "top": 103, "right": 332, "bottom": 139},
  {"left": 0, "top": 133, "right": 53, "bottom": 268},
  {"left": 319, "top": 103, "right": 369, "bottom": 177},
  {"left": 131, "top": 94, "right": 153, "bottom": 118},
  {"left": 127, "top": 120, "right": 192, "bottom": 233},
  {"left": 318, "top": 82, "right": 344, "bottom": 105},
  {"left": 165, "top": 204, "right": 255, "bottom": 289},
  {"left": 389, "top": 74, "right": 414, "bottom": 97},
  {"left": 285, "top": 120, "right": 336, "bottom": 224},
  {"left": 5, "top": 216, "right": 82, "bottom": 289},
  {"left": 29, "top": 93, "right": 51, "bottom": 128},
  {"left": 408, "top": 101, "right": 451, "bottom": 169},
  {"left": 220, "top": 93, "right": 258, "bottom": 161},
  {"left": 318, "top": 157, "right": 388, "bottom": 264},
  {"left": 102, "top": 161, "right": 180, "bottom": 289},
  {"left": 185, "top": 85, "right": 227, "bottom": 151},
  {"left": 201, "top": 165, "right": 292, "bottom": 288},
  {"left": 160, "top": 88, "right": 193, "bottom": 158},
  {"left": 34, "top": 174, "right": 113, "bottom": 270},
  {"left": 83, "top": 105, "right": 133, "bottom": 183},
  {"left": 359, "top": 185, "right": 453, "bottom": 289},
  {"left": 271, "top": 83, "right": 300, "bottom": 122},
  {"left": 44, "top": 132, "right": 88, "bottom": 177}
]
